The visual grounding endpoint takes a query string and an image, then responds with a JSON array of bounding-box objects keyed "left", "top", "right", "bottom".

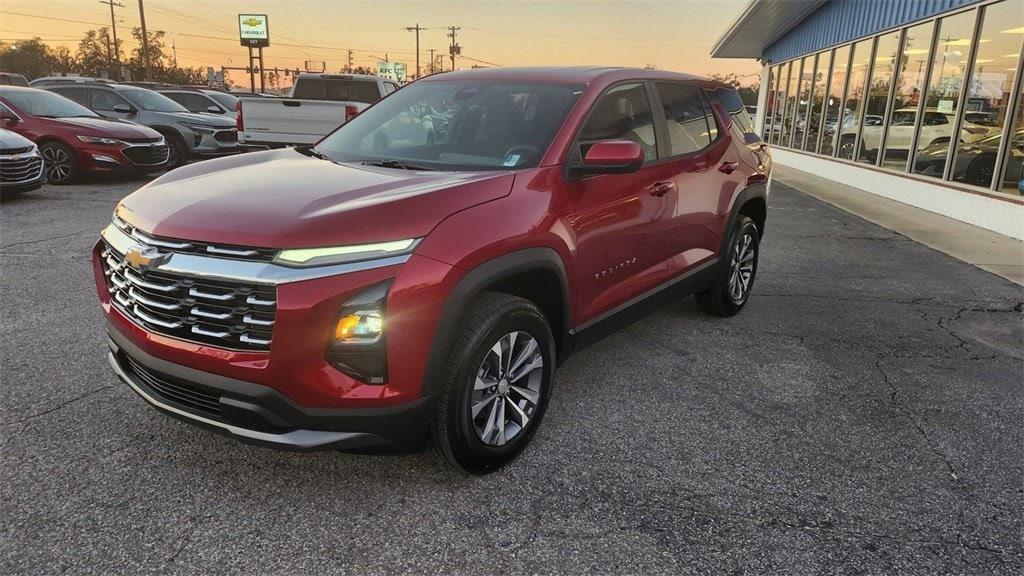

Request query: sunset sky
[{"left": 0, "top": 0, "right": 762, "bottom": 84}]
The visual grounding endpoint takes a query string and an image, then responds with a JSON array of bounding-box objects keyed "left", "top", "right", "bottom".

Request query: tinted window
[
  {"left": 53, "top": 86, "right": 89, "bottom": 106},
  {"left": 578, "top": 82, "right": 657, "bottom": 161},
  {"left": 184, "top": 93, "right": 214, "bottom": 112},
  {"left": 655, "top": 82, "right": 712, "bottom": 155},
  {"left": 163, "top": 92, "right": 186, "bottom": 105},
  {"left": 706, "top": 86, "right": 753, "bottom": 134},
  {"left": 119, "top": 88, "right": 188, "bottom": 112},
  {"left": 293, "top": 78, "right": 382, "bottom": 103},
  {"left": 90, "top": 89, "right": 128, "bottom": 111},
  {"left": 207, "top": 92, "right": 238, "bottom": 109}
]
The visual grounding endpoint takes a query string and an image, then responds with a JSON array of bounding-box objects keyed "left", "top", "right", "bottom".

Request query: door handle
[
  {"left": 719, "top": 161, "right": 739, "bottom": 174},
  {"left": 646, "top": 181, "right": 676, "bottom": 197}
]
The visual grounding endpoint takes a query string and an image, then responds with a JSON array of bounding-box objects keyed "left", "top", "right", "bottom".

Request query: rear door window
[
  {"left": 577, "top": 82, "right": 658, "bottom": 161},
  {"left": 705, "top": 86, "right": 754, "bottom": 134},
  {"left": 654, "top": 82, "right": 713, "bottom": 156},
  {"left": 53, "top": 86, "right": 89, "bottom": 106}
]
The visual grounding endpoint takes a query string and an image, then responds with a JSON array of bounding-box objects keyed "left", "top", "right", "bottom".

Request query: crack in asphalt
[
  {"left": 3, "top": 385, "right": 114, "bottom": 426},
  {"left": 0, "top": 230, "right": 97, "bottom": 252}
]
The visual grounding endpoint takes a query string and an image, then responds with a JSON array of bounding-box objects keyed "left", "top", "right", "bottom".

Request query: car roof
[{"left": 422, "top": 66, "right": 710, "bottom": 86}]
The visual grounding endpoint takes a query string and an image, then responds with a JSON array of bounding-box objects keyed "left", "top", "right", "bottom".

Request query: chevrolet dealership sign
[{"left": 239, "top": 14, "right": 269, "bottom": 47}]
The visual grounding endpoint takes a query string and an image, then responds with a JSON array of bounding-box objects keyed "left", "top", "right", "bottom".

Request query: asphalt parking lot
[{"left": 2, "top": 175, "right": 1022, "bottom": 575}]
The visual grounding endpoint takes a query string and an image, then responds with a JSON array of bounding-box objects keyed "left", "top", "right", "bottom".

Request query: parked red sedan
[{"left": 0, "top": 86, "right": 169, "bottom": 184}]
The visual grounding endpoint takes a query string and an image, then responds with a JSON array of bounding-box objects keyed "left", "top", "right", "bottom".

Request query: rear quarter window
[{"left": 706, "top": 87, "right": 754, "bottom": 134}]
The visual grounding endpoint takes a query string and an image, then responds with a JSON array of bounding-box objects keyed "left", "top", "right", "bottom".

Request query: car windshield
[
  {"left": 120, "top": 88, "right": 189, "bottom": 113},
  {"left": 0, "top": 89, "right": 97, "bottom": 118},
  {"left": 207, "top": 92, "right": 238, "bottom": 109},
  {"left": 315, "top": 80, "right": 584, "bottom": 171}
]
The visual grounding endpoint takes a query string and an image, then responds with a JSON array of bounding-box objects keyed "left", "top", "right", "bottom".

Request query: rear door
[
  {"left": 565, "top": 81, "right": 678, "bottom": 325},
  {"left": 654, "top": 82, "right": 743, "bottom": 266}
]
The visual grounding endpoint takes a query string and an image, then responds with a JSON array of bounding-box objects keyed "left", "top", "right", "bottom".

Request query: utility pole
[
  {"left": 404, "top": 24, "right": 425, "bottom": 79},
  {"left": 346, "top": 49, "right": 353, "bottom": 73},
  {"left": 427, "top": 48, "right": 436, "bottom": 74},
  {"left": 170, "top": 32, "right": 177, "bottom": 68},
  {"left": 99, "top": 0, "right": 123, "bottom": 80},
  {"left": 137, "top": 0, "right": 152, "bottom": 81},
  {"left": 446, "top": 26, "right": 460, "bottom": 71}
]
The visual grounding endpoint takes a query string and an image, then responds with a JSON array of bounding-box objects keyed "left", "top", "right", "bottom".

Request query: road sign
[
  {"left": 377, "top": 61, "right": 408, "bottom": 83},
  {"left": 239, "top": 14, "right": 269, "bottom": 47}
]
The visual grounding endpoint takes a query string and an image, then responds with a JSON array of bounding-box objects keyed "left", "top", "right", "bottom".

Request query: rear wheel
[
  {"left": 696, "top": 214, "right": 760, "bottom": 317},
  {"left": 40, "top": 141, "right": 78, "bottom": 185},
  {"left": 431, "top": 292, "right": 555, "bottom": 474}
]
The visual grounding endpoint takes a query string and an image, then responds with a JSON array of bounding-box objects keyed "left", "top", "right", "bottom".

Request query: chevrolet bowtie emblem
[{"left": 124, "top": 246, "right": 168, "bottom": 271}]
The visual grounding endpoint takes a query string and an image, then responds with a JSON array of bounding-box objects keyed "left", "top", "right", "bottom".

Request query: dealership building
[{"left": 713, "top": 0, "right": 1024, "bottom": 239}]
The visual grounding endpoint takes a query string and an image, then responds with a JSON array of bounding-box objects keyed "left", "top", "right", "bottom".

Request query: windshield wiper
[{"left": 360, "top": 159, "right": 435, "bottom": 171}]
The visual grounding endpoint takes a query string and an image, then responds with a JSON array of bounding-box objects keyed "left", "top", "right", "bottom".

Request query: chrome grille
[
  {"left": 0, "top": 155, "right": 43, "bottom": 184},
  {"left": 101, "top": 244, "right": 277, "bottom": 351},
  {"left": 122, "top": 354, "right": 222, "bottom": 415},
  {"left": 112, "top": 215, "right": 278, "bottom": 262}
]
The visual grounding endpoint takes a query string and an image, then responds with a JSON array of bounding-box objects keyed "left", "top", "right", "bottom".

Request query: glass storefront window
[
  {"left": 770, "top": 63, "right": 790, "bottom": 145},
  {"left": 793, "top": 55, "right": 814, "bottom": 149},
  {"left": 998, "top": 91, "right": 1024, "bottom": 196},
  {"left": 858, "top": 31, "right": 902, "bottom": 164},
  {"left": 836, "top": 39, "right": 873, "bottom": 160},
  {"left": 821, "top": 44, "right": 850, "bottom": 155},
  {"left": 810, "top": 50, "right": 833, "bottom": 153},
  {"left": 882, "top": 22, "right": 936, "bottom": 169},
  {"left": 782, "top": 59, "right": 802, "bottom": 146},
  {"left": 911, "top": 9, "right": 977, "bottom": 178},
  {"left": 952, "top": 0, "right": 1024, "bottom": 189},
  {"left": 763, "top": 65, "right": 778, "bottom": 137}
]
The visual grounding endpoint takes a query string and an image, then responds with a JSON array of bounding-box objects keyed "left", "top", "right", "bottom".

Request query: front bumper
[{"left": 107, "top": 329, "right": 435, "bottom": 450}]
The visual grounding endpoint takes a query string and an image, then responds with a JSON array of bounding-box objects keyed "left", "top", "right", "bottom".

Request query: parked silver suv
[{"left": 40, "top": 82, "right": 239, "bottom": 168}]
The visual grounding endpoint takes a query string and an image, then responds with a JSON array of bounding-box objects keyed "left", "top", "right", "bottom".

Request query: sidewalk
[{"left": 772, "top": 165, "right": 1024, "bottom": 286}]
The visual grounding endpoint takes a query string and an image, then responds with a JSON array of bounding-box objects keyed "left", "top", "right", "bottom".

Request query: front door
[{"left": 565, "top": 82, "right": 678, "bottom": 325}]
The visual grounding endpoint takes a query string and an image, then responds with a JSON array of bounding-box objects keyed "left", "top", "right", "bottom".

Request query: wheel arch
[
  {"left": 420, "top": 247, "right": 571, "bottom": 399},
  {"left": 720, "top": 182, "right": 768, "bottom": 256}
]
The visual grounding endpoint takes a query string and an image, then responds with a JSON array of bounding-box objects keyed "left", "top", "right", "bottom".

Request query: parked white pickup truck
[{"left": 237, "top": 73, "right": 399, "bottom": 148}]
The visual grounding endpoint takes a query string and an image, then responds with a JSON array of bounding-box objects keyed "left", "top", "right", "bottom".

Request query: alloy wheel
[
  {"left": 42, "top": 146, "right": 72, "bottom": 183},
  {"left": 471, "top": 330, "right": 544, "bottom": 447},
  {"left": 728, "top": 231, "right": 756, "bottom": 303}
]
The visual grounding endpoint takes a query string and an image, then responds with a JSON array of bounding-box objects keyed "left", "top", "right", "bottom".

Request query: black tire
[
  {"left": 39, "top": 141, "right": 79, "bottom": 185},
  {"left": 431, "top": 292, "right": 556, "bottom": 475},
  {"left": 964, "top": 155, "right": 996, "bottom": 186},
  {"left": 696, "top": 214, "right": 760, "bottom": 317},
  {"left": 164, "top": 133, "right": 189, "bottom": 169}
]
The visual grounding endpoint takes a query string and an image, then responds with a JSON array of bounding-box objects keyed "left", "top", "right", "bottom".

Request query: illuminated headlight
[
  {"left": 327, "top": 282, "right": 391, "bottom": 384},
  {"left": 77, "top": 135, "right": 124, "bottom": 146},
  {"left": 275, "top": 238, "right": 419, "bottom": 268}
]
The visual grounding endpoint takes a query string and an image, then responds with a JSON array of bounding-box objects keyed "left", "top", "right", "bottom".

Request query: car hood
[
  {"left": 117, "top": 148, "right": 515, "bottom": 249},
  {"left": 46, "top": 116, "right": 161, "bottom": 139},
  {"left": 0, "top": 127, "right": 35, "bottom": 148},
  {"left": 168, "top": 111, "right": 235, "bottom": 127}
]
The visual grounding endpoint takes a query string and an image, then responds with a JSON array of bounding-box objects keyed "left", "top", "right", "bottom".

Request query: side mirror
[
  {"left": 206, "top": 105, "right": 223, "bottom": 114},
  {"left": 577, "top": 140, "right": 644, "bottom": 175},
  {"left": 112, "top": 103, "right": 133, "bottom": 114}
]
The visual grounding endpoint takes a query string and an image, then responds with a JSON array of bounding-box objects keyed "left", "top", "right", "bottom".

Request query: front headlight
[
  {"left": 77, "top": 135, "right": 124, "bottom": 146},
  {"left": 275, "top": 239, "right": 419, "bottom": 268},
  {"left": 178, "top": 121, "right": 216, "bottom": 134},
  {"left": 327, "top": 281, "right": 391, "bottom": 384}
]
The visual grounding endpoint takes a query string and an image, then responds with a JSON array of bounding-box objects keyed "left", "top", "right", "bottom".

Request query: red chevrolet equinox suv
[{"left": 94, "top": 67, "right": 771, "bottom": 473}]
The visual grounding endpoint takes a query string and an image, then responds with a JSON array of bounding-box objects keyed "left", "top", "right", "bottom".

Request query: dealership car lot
[{"left": 2, "top": 177, "right": 1022, "bottom": 574}]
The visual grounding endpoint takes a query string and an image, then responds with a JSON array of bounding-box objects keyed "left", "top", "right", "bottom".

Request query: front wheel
[
  {"left": 40, "top": 141, "right": 78, "bottom": 185},
  {"left": 431, "top": 292, "right": 555, "bottom": 474},
  {"left": 696, "top": 214, "right": 760, "bottom": 317}
]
